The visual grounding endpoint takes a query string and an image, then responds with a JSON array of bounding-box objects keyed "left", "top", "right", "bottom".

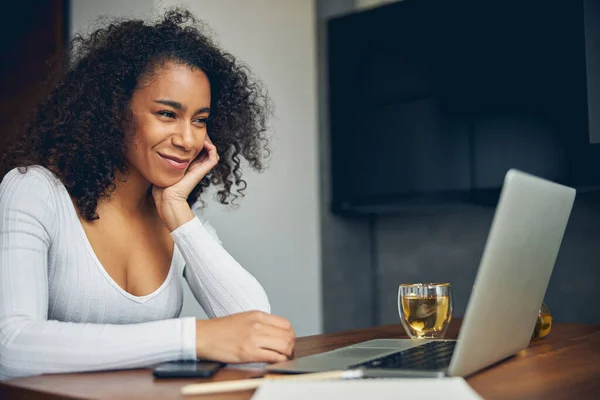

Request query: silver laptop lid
[{"left": 448, "top": 169, "right": 575, "bottom": 377}]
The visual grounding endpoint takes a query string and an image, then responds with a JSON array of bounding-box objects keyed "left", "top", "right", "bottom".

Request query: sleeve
[
  {"left": 171, "top": 216, "right": 271, "bottom": 318},
  {"left": 0, "top": 169, "right": 196, "bottom": 380}
]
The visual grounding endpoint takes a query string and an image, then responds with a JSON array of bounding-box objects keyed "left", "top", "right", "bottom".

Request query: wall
[
  {"left": 70, "top": 0, "right": 322, "bottom": 336},
  {"left": 317, "top": 0, "right": 373, "bottom": 333},
  {"left": 376, "top": 198, "right": 600, "bottom": 326},
  {"left": 70, "top": 0, "right": 154, "bottom": 36}
]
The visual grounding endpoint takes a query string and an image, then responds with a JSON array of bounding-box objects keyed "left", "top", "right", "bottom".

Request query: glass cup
[
  {"left": 398, "top": 283, "right": 453, "bottom": 339},
  {"left": 533, "top": 302, "right": 552, "bottom": 339}
]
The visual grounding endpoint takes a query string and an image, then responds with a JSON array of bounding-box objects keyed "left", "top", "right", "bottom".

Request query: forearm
[
  {"left": 0, "top": 316, "right": 196, "bottom": 380},
  {"left": 172, "top": 217, "right": 271, "bottom": 317},
  {"left": 160, "top": 200, "right": 270, "bottom": 317}
]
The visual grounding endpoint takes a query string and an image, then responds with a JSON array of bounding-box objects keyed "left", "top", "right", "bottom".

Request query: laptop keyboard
[{"left": 349, "top": 340, "right": 456, "bottom": 371}]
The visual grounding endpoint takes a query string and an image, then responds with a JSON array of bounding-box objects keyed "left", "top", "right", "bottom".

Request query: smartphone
[{"left": 152, "top": 360, "right": 225, "bottom": 379}]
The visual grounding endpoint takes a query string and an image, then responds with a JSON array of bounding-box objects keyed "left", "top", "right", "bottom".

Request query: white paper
[{"left": 251, "top": 377, "right": 483, "bottom": 400}]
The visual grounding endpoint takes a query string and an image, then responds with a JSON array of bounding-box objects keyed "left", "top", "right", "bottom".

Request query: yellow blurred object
[{"left": 533, "top": 302, "right": 552, "bottom": 338}]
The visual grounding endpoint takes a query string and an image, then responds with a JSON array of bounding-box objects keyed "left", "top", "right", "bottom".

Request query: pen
[{"left": 180, "top": 369, "right": 364, "bottom": 395}]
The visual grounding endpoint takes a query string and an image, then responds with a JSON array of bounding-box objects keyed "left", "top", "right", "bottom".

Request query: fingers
[
  {"left": 250, "top": 348, "right": 288, "bottom": 363},
  {"left": 260, "top": 332, "right": 295, "bottom": 358},
  {"left": 267, "top": 324, "right": 295, "bottom": 348},
  {"left": 186, "top": 138, "right": 218, "bottom": 177},
  {"left": 203, "top": 137, "right": 216, "bottom": 153},
  {"left": 195, "top": 137, "right": 219, "bottom": 169},
  {"left": 247, "top": 313, "right": 295, "bottom": 359},
  {"left": 264, "top": 324, "right": 295, "bottom": 341},
  {"left": 254, "top": 311, "right": 294, "bottom": 332},
  {"left": 204, "top": 136, "right": 218, "bottom": 154},
  {"left": 256, "top": 322, "right": 295, "bottom": 356},
  {"left": 254, "top": 334, "right": 294, "bottom": 359},
  {"left": 194, "top": 312, "right": 296, "bottom": 365}
]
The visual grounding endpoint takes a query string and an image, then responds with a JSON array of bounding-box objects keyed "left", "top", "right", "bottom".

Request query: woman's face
[{"left": 126, "top": 61, "right": 211, "bottom": 188}]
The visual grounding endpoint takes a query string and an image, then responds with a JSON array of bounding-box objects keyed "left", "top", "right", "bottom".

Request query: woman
[{"left": 0, "top": 9, "right": 295, "bottom": 380}]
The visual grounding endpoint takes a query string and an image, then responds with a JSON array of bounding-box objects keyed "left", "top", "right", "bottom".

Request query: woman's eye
[
  {"left": 194, "top": 117, "right": 208, "bottom": 125},
  {"left": 158, "top": 110, "right": 176, "bottom": 119}
]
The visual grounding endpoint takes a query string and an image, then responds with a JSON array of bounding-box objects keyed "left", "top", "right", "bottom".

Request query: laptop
[{"left": 268, "top": 169, "right": 576, "bottom": 378}]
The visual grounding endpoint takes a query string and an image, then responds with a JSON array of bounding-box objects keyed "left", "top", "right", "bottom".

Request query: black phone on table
[{"left": 152, "top": 360, "right": 225, "bottom": 378}]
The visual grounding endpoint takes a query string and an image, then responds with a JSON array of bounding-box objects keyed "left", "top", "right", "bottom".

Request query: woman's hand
[
  {"left": 152, "top": 137, "right": 219, "bottom": 231},
  {"left": 195, "top": 311, "right": 296, "bottom": 364}
]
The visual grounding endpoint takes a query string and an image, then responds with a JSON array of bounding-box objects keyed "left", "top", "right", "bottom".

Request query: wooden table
[{"left": 1, "top": 320, "right": 599, "bottom": 399}]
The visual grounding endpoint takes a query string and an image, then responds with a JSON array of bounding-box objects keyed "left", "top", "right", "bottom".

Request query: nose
[{"left": 171, "top": 122, "right": 195, "bottom": 151}]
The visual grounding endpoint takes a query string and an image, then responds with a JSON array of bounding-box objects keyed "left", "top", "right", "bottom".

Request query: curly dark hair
[{"left": 0, "top": 8, "right": 272, "bottom": 221}]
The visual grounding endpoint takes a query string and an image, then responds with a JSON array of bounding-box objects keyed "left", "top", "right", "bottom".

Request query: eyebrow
[{"left": 153, "top": 99, "right": 210, "bottom": 115}]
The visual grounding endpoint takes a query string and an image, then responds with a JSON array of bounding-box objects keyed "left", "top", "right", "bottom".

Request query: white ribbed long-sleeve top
[{"left": 0, "top": 166, "right": 270, "bottom": 380}]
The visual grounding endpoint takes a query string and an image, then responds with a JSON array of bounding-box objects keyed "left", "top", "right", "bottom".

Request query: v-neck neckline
[{"left": 61, "top": 185, "right": 177, "bottom": 304}]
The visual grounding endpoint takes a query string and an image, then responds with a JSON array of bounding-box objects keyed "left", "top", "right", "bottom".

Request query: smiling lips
[{"left": 158, "top": 153, "right": 191, "bottom": 170}]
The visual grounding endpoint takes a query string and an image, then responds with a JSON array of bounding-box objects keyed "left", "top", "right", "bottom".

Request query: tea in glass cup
[
  {"left": 398, "top": 283, "right": 453, "bottom": 339},
  {"left": 533, "top": 302, "right": 552, "bottom": 338}
]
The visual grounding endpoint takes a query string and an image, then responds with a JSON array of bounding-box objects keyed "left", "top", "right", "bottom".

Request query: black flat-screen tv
[{"left": 328, "top": 0, "right": 600, "bottom": 215}]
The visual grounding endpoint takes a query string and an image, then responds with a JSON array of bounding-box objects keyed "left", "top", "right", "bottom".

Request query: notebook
[{"left": 250, "top": 377, "right": 483, "bottom": 400}]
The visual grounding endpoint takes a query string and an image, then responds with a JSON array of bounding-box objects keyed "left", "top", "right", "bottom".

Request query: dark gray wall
[
  {"left": 322, "top": 196, "right": 600, "bottom": 333},
  {"left": 317, "top": 0, "right": 374, "bottom": 333},
  {"left": 584, "top": 0, "right": 600, "bottom": 144},
  {"left": 375, "top": 206, "right": 491, "bottom": 325},
  {"left": 376, "top": 198, "right": 600, "bottom": 326}
]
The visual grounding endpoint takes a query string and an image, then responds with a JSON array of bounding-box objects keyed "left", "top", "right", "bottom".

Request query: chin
[{"left": 147, "top": 171, "right": 185, "bottom": 188}]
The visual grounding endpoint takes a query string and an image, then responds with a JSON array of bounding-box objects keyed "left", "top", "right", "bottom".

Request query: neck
[{"left": 108, "top": 167, "right": 153, "bottom": 215}]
